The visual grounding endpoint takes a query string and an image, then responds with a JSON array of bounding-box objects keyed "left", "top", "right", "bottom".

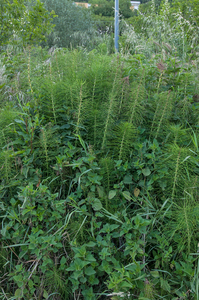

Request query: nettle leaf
[
  {"left": 123, "top": 174, "right": 133, "bottom": 184},
  {"left": 97, "top": 186, "right": 104, "bottom": 198},
  {"left": 13, "top": 274, "right": 23, "bottom": 282},
  {"left": 85, "top": 266, "right": 96, "bottom": 276},
  {"left": 28, "top": 279, "right": 34, "bottom": 288},
  {"left": 16, "top": 264, "right": 23, "bottom": 272},
  {"left": 77, "top": 259, "right": 90, "bottom": 269},
  {"left": 101, "top": 260, "right": 112, "bottom": 273},
  {"left": 100, "top": 223, "right": 119, "bottom": 233},
  {"left": 151, "top": 270, "right": 159, "bottom": 278},
  {"left": 160, "top": 278, "right": 171, "bottom": 292},
  {"left": 60, "top": 256, "right": 66, "bottom": 265},
  {"left": 142, "top": 167, "right": 151, "bottom": 177},
  {"left": 110, "top": 224, "right": 120, "bottom": 231},
  {"left": 92, "top": 198, "right": 102, "bottom": 211},
  {"left": 15, "top": 289, "right": 23, "bottom": 298},
  {"left": 82, "top": 287, "right": 95, "bottom": 300},
  {"left": 43, "top": 290, "right": 48, "bottom": 299},
  {"left": 66, "top": 264, "right": 76, "bottom": 272},
  {"left": 88, "top": 276, "right": 99, "bottom": 285},
  {"left": 80, "top": 276, "right": 87, "bottom": 283},
  {"left": 71, "top": 270, "right": 83, "bottom": 280},
  {"left": 108, "top": 190, "right": 116, "bottom": 199},
  {"left": 125, "top": 264, "right": 137, "bottom": 272},
  {"left": 86, "top": 241, "right": 96, "bottom": 247},
  {"left": 120, "top": 281, "right": 133, "bottom": 288},
  {"left": 85, "top": 253, "right": 96, "bottom": 262}
]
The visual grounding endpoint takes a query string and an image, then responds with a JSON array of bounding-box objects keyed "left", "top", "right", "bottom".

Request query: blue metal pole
[{"left": 115, "top": 0, "right": 119, "bottom": 52}]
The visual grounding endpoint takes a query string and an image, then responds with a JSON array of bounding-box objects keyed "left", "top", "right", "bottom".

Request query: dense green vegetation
[
  {"left": 0, "top": 0, "right": 54, "bottom": 47},
  {"left": 0, "top": 0, "right": 199, "bottom": 299}
]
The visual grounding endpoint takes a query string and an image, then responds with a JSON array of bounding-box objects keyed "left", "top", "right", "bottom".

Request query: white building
[{"left": 130, "top": 1, "right": 140, "bottom": 10}]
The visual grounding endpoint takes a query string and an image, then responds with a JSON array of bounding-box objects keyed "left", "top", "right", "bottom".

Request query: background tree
[
  {"left": 0, "top": 0, "right": 54, "bottom": 48},
  {"left": 90, "top": 0, "right": 133, "bottom": 18},
  {"left": 90, "top": 0, "right": 114, "bottom": 17},
  {"left": 170, "top": 0, "right": 199, "bottom": 26},
  {"left": 43, "top": 0, "right": 94, "bottom": 48},
  {"left": 120, "top": 0, "right": 134, "bottom": 18}
]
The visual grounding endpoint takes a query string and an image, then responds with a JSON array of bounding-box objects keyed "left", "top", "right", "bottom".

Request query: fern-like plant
[
  {"left": 109, "top": 122, "right": 137, "bottom": 161},
  {"left": 101, "top": 65, "right": 122, "bottom": 150},
  {"left": 149, "top": 91, "right": 174, "bottom": 141},
  {"left": 99, "top": 157, "right": 115, "bottom": 192},
  {"left": 127, "top": 75, "right": 146, "bottom": 126},
  {"left": 165, "top": 124, "right": 190, "bottom": 146},
  {"left": 165, "top": 193, "right": 199, "bottom": 253},
  {"left": 163, "top": 144, "right": 195, "bottom": 200}
]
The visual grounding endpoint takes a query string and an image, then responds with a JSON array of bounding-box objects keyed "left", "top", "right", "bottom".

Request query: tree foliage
[
  {"left": 90, "top": 0, "right": 133, "bottom": 18},
  {"left": 170, "top": 0, "right": 199, "bottom": 26},
  {"left": 42, "top": 0, "right": 93, "bottom": 48},
  {"left": 0, "top": 0, "right": 54, "bottom": 47}
]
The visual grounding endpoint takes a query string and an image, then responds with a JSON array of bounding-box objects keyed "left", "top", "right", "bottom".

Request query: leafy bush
[{"left": 0, "top": 0, "right": 54, "bottom": 48}]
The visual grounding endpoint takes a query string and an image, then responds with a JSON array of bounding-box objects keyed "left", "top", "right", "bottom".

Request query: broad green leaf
[
  {"left": 92, "top": 198, "right": 102, "bottom": 211},
  {"left": 13, "top": 274, "right": 23, "bottom": 282},
  {"left": 80, "top": 276, "right": 87, "bottom": 283},
  {"left": 43, "top": 290, "right": 48, "bottom": 299},
  {"left": 125, "top": 264, "right": 137, "bottom": 272},
  {"left": 66, "top": 264, "right": 76, "bottom": 271},
  {"left": 85, "top": 266, "right": 96, "bottom": 276},
  {"left": 76, "top": 259, "right": 90, "bottom": 269},
  {"left": 120, "top": 281, "right": 133, "bottom": 288},
  {"left": 88, "top": 276, "right": 99, "bottom": 285},
  {"left": 150, "top": 270, "right": 159, "bottom": 278},
  {"left": 82, "top": 287, "right": 95, "bottom": 299},
  {"left": 142, "top": 167, "right": 151, "bottom": 177},
  {"left": 122, "top": 191, "right": 131, "bottom": 201},
  {"left": 108, "top": 190, "right": 116, "bottom": 199},
  {"left": 15, "top": 264, "right": 23, "bottom": 272},
  {"left": 97, "top": 186, "right": 104, "bottom": 198},
  {"left": 60, "top": 256, "right": 66, "bottom": 265},
  {"left": 86, "top": 241, "right": 96, "bottom": 247},
  {"left": 15, "top": 289, "right": 22, "bottom": 298},
  {"left": 101, "top": 260, "right": 112, "bottom": 273},
  {"left": 110, "top": 224, "right": 119, "bottom": 231},
  {"left": 160, "top": 278, "right": 170, "bottom": 292},
  {"left": 28, "top": 279, "right": 34, "bottom": 288},
  {"left": 71, "top": 270, "right": 83, "bottom": 280},
  {"left": 86, "top": 253, "right": 96, "bottom": 262},
  {"left": 123, "top": 175, "right": 133, "bottom": 184}
]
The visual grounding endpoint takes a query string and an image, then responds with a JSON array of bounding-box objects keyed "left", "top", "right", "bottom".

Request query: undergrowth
[{"left": 0, "top": 45, "right": 199, "bottom": 300}]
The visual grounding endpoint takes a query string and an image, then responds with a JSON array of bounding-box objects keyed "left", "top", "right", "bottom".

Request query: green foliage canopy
[
  {"left": 42, "top": 0, "right": 93, "bottom": 48},
  {"left": 0, "top": 0, "right": 55, "bottom": 47},
  {"left": 90, "top": 0, "right": 133, "bottom": 18},
  {"left": 170, "top": 0, "right": 199, "bottom": 26}
]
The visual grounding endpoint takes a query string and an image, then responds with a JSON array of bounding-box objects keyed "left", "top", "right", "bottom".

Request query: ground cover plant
[
  {"left": 0, "top": 0, "right": 199, "bottom": 299},
  {"left": 0, "top": 45, "right": 199, "bottom": 299}
]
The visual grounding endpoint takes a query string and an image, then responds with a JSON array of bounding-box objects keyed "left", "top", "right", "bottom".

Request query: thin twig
[
  {"left": 1, "top": 288, "right": 8, "bottom": 300},
  {"left": 28, "top": 259, "right": 40, "bottom": 280}
]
